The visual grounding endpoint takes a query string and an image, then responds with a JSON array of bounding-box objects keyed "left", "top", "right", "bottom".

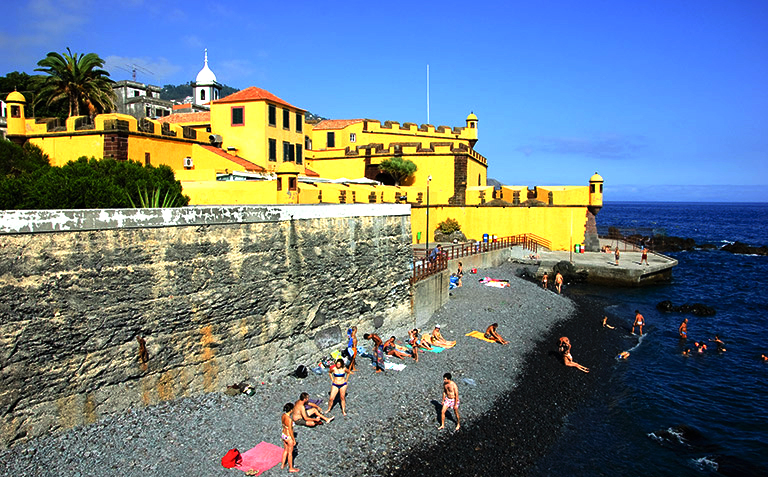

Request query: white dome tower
[{"left": 194, "top": 49, "right": 221, "bottom": 106}]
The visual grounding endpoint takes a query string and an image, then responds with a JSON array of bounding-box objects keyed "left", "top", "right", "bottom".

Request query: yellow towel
[{"left": 466, "top": 331, "right": 496, "bottom": 343}]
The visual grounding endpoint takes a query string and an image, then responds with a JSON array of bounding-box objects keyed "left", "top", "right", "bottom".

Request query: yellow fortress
[{"left": 4, "top": 83, "right": 603, "bottom": 251}]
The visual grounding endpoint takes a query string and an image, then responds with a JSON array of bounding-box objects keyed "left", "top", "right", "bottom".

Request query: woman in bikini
[
  {"left": 456, "top": 261, "right": 464, "bottom": 287},
  {"left": 326, "top": 359, "right": 349, "bottom": 416},
  {"left": 281, "top": 402, "right": 299, "bottom": 472},
  {"left": 410, "top": 328, "right": 433, "bottom": 351}
]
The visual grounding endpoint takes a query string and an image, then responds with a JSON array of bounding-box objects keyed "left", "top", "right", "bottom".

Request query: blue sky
[{"left": 2, "top": 0, "right": 767, "bottom": 202}]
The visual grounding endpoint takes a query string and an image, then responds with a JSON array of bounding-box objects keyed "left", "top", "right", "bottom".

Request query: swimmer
[
  {"left": 682, "top": 348, "right": 692, "bottom": 357},
  {"left": 678, "top": 318, "right": 688, "bottom": 339},
  {"left": 618, "top": 351, "right": 630, "bottom": 359},
  {"left": 542, "top": 273, "right": 548, "bottom": 290},
  {"left": 631, "top": 310, "right": 644, "bottom": 335},
  {"left": 709, "top": 335, "right": 726, "bottom": 352},
  {"left": 602, "top": 316, "right": 615, "bottom": 329},
  {"left": 762, "top": 354, "right": 768, "bottom": 362}
]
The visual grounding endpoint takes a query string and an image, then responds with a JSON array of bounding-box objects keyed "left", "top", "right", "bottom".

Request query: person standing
[
  {"left": 364, "top": 333, "right": 385, "bottom": 373},
  {"left": 438, "top": 372, "right": 460, "bottom": 430},
  {"left": 641, "top": 247, "right": 649, "bottom": 265},
  {"left": 456, "top": 261, "right": 464, "bottom": 287},
  {"left": 555, "top": 272, "right": 563, "bottom": 294},
  {"left": 280, "top": 403, "right": 299, "bottom": 473},
  {"left": 678, "top": 318, "right": 688, "bottom": 339},
  {"left": 615, "top": 248, "right": 621, "bottom": 266},
  {"left": 632, "top": 310, "right": 645, "bottom": 335},
  {"left": 347, "top": 327, "right": 358, "bottom": 372},
  {"left": 542, "top": 272, "right": 548, "bottom": 290},
  {"left": 326, "top": 359, "right": 349, "bottom": 416}
]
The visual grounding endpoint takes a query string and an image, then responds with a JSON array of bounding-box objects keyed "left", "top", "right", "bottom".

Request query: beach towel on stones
[
  {"left": 236, "top": 442, "right": 283, "bottom": 474},
  {"left": 384, "top": 361, "right": 406, "bottom": 371},
  {"left": 466, "top": 331, "right": 496, "bottom": 343}
]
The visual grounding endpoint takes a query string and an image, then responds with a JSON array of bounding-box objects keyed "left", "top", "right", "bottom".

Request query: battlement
[
  {"left": 363, "top": 119, "right": 469, "bottom": 138},
  {"left": 21, "top": 113, "right": 200, "bottom": 142}
]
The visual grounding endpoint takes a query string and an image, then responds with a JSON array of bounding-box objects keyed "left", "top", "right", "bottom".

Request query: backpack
[{"left": 221, "top": 448, "right": 242, "bottom": 468}]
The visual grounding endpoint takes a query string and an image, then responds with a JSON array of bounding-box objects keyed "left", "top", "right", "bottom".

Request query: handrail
[{"left": 411, "top": 234, "right": 551, "bottom": 283}]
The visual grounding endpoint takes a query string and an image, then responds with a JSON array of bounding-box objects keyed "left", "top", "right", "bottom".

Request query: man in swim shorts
[
  {"left": 632, "top": 310, "right": 644, "bottom": 335},
  {"left": 438, "top": 372, "right": 460, "bottom": 430},
  {"left": 678, "top": 318, "right": 688, "bottom": 339},
  {"left": 641, "top": 247, "right": 649, "bottom": 265},
  {"left": 292, "top": 392, "right": 333, "bottom": 427}
]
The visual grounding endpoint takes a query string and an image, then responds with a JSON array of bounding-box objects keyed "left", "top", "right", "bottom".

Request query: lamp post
[
  {"left": 425, "top": 175, "right": 432, "bottom": 257},
  {"left": 569, "top": 209, "right": 574, "bottom": 263}
]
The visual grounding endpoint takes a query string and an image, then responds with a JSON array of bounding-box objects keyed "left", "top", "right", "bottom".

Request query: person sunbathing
[
  {"left": 559, "top": 337, "right": 589, "bottom": 373},
  {"left": 409, "top": 328, "right": 432, "bottom": 350},
  {"left": 383, "top": 336, "right": 417, "bottom": 361},
  {"left": 430, "top": 325, "right": 456, "bottom": 348},
  {"left": 484, "top": 323, "right": 509, "bottom": 344}
]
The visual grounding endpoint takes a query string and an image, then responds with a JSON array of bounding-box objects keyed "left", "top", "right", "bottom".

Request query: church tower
[{"left": 194, "top": 49, "right": 221, "bottom": 107}]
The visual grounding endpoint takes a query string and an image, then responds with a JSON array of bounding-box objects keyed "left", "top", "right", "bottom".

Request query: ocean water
[{"left": 532, "top": 202, "right": 768, "bottom": 476}]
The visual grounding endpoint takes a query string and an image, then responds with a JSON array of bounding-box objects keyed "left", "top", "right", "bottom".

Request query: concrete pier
[{"left": 518, "top": 238, "right": 678, "bottom": 286}]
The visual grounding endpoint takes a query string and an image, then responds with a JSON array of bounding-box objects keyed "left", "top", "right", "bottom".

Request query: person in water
[
  {"left": 678, "top": 318, "right": 688, "bottom": 339},
  {"left": 602, "top": 316, "right": 615, "bottom": 329},
  {"left": 484, "top": 323, "right": 509, "bottom": 344},
  {"left": 542, "top": 272, "right": 548, "bottom": 290},
  {"left": 280, "top": 402, "right": 299, "bottom": 472},
  {"left": 327, "top": 359, "right": 349, "bottom": 416},
  {"left": 709, "top": 335, "right": 726, "bottom": 352},
  {"left": 555, "top": 272, "right": 564, "bottom": 294},
  {"left": 632, "top": 310, "right": 645, "bottom": 335},
  {"left": 438, "top": 372, "right": 461, "bottom": 430}
]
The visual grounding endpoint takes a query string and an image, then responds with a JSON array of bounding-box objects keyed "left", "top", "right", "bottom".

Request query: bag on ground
[{"left": 221, "top": 448, "right": 242, "bottom": 468}]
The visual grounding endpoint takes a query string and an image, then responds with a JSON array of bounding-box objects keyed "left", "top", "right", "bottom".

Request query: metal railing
[{"left": 411, "top": 234, "right": 551, "bottom": 283}]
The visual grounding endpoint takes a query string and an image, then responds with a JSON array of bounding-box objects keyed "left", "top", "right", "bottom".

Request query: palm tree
[{"left": 35, "top": 48, "right": 115, "bottom": 117}]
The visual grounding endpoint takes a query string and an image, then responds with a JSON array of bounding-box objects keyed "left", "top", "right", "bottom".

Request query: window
[
  {"left": 349, "top": 133, "right": 356, "bottom": 143},
  {"left": 214, "top": 90, "right": 219, "bottom": 100},
  {"left": 283, "top": 109, "right": 290, "bottom": 129},
  {"left": 590, "top": 184, "right": 595, "bottom": 193},
  {"left": 470, "top": 122, "right": 475, "bottom": 128},
  {"left": 277, "top": 177, "right": 282, "bottom": 191},
  {"left": 283, "top": 141, "right": 290, "bottom": 162},
  {"left": 268, "top": 104, "right": 276, "bottom": 126},
  {"left": 288, "top": 177, "right": 297, "bottom": 191},
  {"left": 296, "top": 144, "right": 303, "bottom": 165},
  {"left": 10, "top": 105, "right": 20, "bottom": 118},
  {"left": 200, "top": 89, "right": 206, "bottom": 101},
  {"left": 269, "top": 138, "right": 277, "bottom": 162},
  {"left": 305, "top": 136, "right": 312, "bottom": 150},
  {"left": 146, "top": 107, "right": 151, "bottom": 117},
  {"left": 145, "top": 152, "right": 151, "bottom": 166},
  {"left": 296, "top": 113, "right": 303, "bottom": 132},
  {"left": 231, "top": 106, "right": 244, "bottom": 126},
  {"left": 478, "top": 174, "right": 481, "bottom": 186},
  {"left": 327, "top": 132, "right": 335, "bottom": 148},
  {"left": 134, "top": 91, "right": 140, "bottom": 97}
]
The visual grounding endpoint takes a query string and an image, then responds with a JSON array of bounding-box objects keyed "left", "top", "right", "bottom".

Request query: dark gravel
[{"left": 1, "top": 262, "right": 615, "bottom": 477}]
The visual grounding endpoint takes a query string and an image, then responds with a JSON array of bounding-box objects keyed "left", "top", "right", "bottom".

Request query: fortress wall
[{"left": 0, "top": 204, "right": 413, "bottom": 448}]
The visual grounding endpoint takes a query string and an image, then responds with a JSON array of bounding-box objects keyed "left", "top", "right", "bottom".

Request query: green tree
[
  {"left": 0, "top": 140, "right": 50, "bottom": 178},
  {"left": 0, "top": 157, "right": 189, "bottom": 210},
  {"left": 35, "top": 48, "right": 115, "bottom": 117},
  {"left": 378, "top": 156, "right": 417, "bottom": 186}
]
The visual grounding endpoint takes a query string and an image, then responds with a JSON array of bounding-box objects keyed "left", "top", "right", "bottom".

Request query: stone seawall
[{"left": 0, "top": 204, "right": 413, "bottom": 448}]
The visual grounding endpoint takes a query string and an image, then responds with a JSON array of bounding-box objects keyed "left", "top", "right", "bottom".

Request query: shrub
[{"left": 437, "top": 218, "right": 461, "bottom": 234}]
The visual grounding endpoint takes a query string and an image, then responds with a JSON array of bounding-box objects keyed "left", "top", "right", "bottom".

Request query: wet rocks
[
  {"left": 656, "top": 300, "right": 716, "bottom": 316},
  {"left": 721, "top": 241, "right": 768, "bottom": 256}
]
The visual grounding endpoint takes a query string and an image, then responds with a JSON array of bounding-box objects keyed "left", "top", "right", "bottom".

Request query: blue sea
[{"left": 532, "top": 202, "right": 768, "bottom": 476}]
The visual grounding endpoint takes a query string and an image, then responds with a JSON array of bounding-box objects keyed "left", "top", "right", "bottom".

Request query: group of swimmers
[{"left": 679, "top": 318, "right": 727, "bottom": 356}]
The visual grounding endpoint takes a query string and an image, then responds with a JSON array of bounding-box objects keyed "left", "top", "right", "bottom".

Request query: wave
[{"left": 691, "top": 455, "right": 718, "bottom": 472}]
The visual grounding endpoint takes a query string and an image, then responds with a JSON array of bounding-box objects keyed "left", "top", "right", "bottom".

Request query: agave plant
[{"left": 129, "top": 186, "right": 185, "bottom": 208}]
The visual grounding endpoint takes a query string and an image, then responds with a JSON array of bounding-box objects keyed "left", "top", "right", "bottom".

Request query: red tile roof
[
  {"left": 157, "top": 112, "right": 210, "bottom": 124},
  {"left": 199, "top": 145, "right": 266, "bottom": 172},
  {"left": 213, "top": 86, "right": 303, "bottom": 111},
  {"left": 304, "top": 166, "right": 320, "bottom": 177},
  {"left": 312, "top": 119, "right": 364, "bottom": 130}
]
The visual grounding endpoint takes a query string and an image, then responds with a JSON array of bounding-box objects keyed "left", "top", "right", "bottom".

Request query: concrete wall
[{"left": 0, "top": 204, "right": 413, "bottom": 448}]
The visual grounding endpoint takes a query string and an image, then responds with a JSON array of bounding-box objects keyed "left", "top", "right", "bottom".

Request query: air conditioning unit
[
  {"left": 209, "top": 134, "right": 223, "bottom": 146},
  {"left": 183, "top": 157, "right": 193, "bottom": 168}
]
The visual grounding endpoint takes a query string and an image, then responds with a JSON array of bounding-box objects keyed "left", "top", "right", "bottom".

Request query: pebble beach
[{"left": 0, "top": 261, "right": 619, "bottom": 476}]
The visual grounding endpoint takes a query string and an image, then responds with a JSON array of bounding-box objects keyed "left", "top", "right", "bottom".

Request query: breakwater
[{"left": 0, "top": 204, "right": 414, "bottom": 448}]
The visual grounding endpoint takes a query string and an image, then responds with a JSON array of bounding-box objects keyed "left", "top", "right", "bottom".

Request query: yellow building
[{"left": 3, "top": 86, "right": 603, "bottom": 250}]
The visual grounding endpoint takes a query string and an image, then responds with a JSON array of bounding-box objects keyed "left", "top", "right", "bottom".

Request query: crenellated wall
[{"left": 0, "top": 204, "right": 414, "bottom": 448}]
